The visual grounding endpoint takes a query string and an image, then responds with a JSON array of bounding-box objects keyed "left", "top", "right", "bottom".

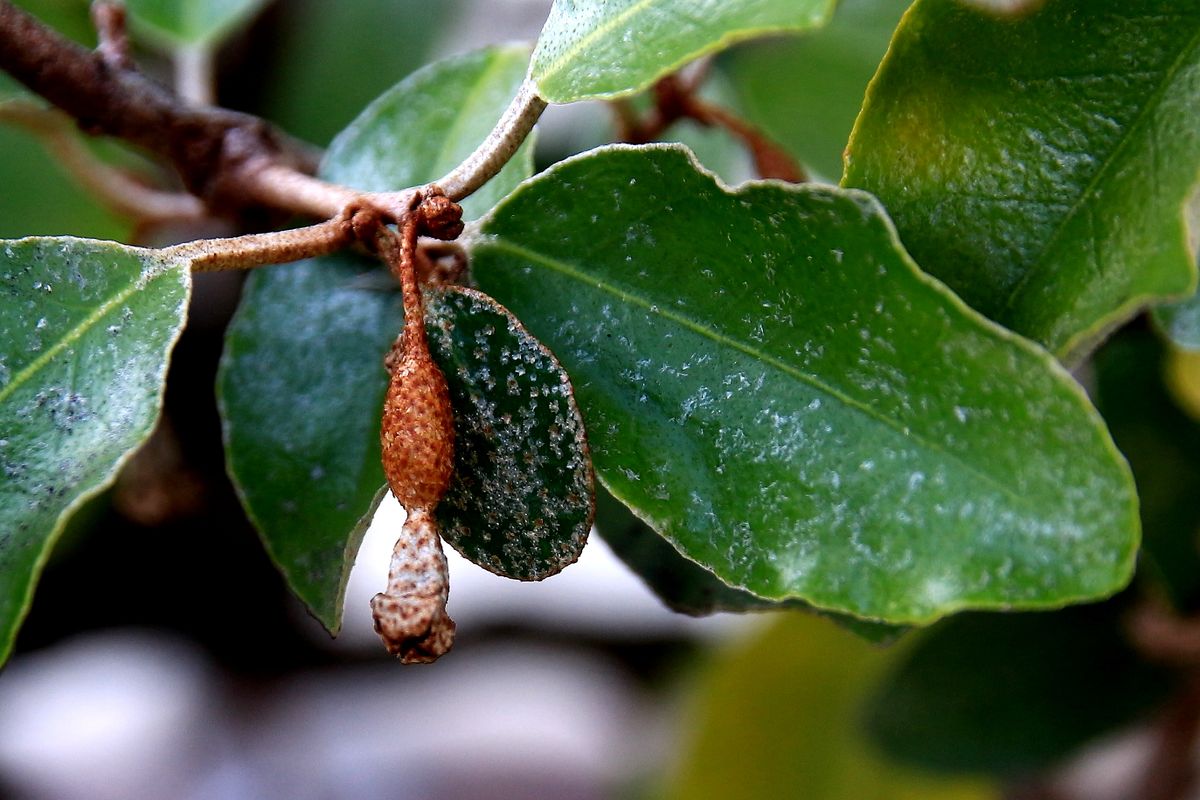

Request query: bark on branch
[{"left": 0, "top": 0, "right": 316, "bottom": 211}]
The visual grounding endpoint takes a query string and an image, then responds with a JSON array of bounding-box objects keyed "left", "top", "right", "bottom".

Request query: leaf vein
[
  {"left": 481, "top": 238, "right": 1030, "bottom": 506},
  {"left": 1000, "top": 23, "right": 1200, "bottom": 319},
  {"left": 0, "top": 262, "right": 164, "bottom": 408}
]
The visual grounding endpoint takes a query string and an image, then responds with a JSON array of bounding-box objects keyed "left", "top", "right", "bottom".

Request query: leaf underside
[
  {"left": 469, "top": 143, "right": 1139, "bottom": 624},
  {"left": 426, "top": 286, "right": 593, "bottom": 581},
  {"left": 221, "top": 255, "right": 598, "bottom": 630}
]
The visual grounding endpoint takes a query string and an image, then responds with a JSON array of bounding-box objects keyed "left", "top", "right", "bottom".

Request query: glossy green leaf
[
  {"left": 1095, "top": 331, "right": 1200, "bottom": 610},
  {"left": 958, "top": 0, "right": 1042, "bottom": 13},
  {"left": 469, "top": 144, "right": 1138, "bottom": 624},
  {"left": 529, "top": 0, "right": 837, "bottom": 103},
  {"left": 124, "top": 0, "right": 268, "bottom": 47},
  {"left": 218, "top": 253, "right": 396, "bottom": 633},
  {"left": 667, "top": 613, "right": 998, "bottom": 800},
  {"left": 324, "top": 45, "right": 533, "bottom": 220},
  {"left": 0, "top": 238, "right": 190, "bottom": 662},
  {"left": 426, "top": 286, "right": 592, "bottom": 580},
  {"left": 594, "top": 487, "right": 901, "bottom": 642},
  {"left": 220, "top": 47, "right": 539, "bottom": 630},
  {"left": 726, "top": 0, "right": 911, "bottom": 181},
  {"left": 843, "top": 0, "right": 1200, "bottom": 359},
  {"left": 866, "top": 605, "right": 1172, "bottom": 775}
]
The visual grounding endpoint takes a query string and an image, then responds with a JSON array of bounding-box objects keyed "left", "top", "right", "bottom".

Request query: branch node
[
  {"left": 91, "top": 0, "right": 132, "bottom": 71},
  {"left": 417, "top": 191, "right": 464, "bottom": 241}
]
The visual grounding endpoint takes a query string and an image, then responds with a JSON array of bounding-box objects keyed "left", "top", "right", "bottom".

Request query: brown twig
[
  {"left": 0, "top": 0, "right": 522, "bottom": 289},
  {"left": 0, "top": 0, "right": 316, "bottom": 212},
  {"left": 91, "top": 0, "right": 132, "bottom": 70},
  {"left": 160, "top": 186, "right": 463, "bottom": 275},
  {"left": 1123, "top": 602, "right": 1200, "bottom": 800},
  {"left": 688, "top": 100, "right": 807, "bottom": 183},
  {"left": 1127, "top": 602, "right": 1200, "bottom": 667},
  {"left": 1002, "top": 781, "right": 1075, "bottom": 800},
  {"left": 615, "top": 74, "right": 806, "bottom": 183},
  {"left": 161, "top": 208, "right": 363, "bottom": 271},
  {"left": 0, "top": 100, "right": 206, "bottom": 222},
  {"left": 435, "top": 79, "right": 546, "bottom": 202}
]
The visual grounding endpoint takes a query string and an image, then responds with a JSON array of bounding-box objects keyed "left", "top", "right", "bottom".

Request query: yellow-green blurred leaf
[{"left": 666, "top": 613, "right": 997, "bottom": 800}]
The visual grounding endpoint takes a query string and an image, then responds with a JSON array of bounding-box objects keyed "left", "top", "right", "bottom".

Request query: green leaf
[
  {"left": 957, "top": 0, "right": 1042, "bottom": 14},
  {"left": 124, "top": 0, "right": 268, "bottom": 47},
  {"left": 667, "top": 613, "right": 998, "bottom": 800},
  {"left": 529, "top": 0, "right": 837, "bottom": 103},
  {"left": 594, "top": 487, "right": 902, "bottom": 642},
  {"left": 255, "top": 0, "right": 454, "bottom": 146},
  {"left": 324, "top": 45, "right": 533, "bottom": 220},
  {"left": 726, "top": 0, "right": 911, "bottom": 181},
  {"left": 220, "top": 47, "right": 539, "bottom": 630},
  {"left": 426, "top": 286, "right": 593, "bottom": 580},
  {"left": 843, "top": 0, "right": 1200, "bottom": 359},
  {"left": 0, "top": 238, "right": 190, "bottom": 663},
  {"left": 218, "top": 253, "right": 395, "bottom": 633},
  {"left": 469, "top": 144, "right": 1138, "bottom": 624},
  {"left": 866, "top": 605, "right": 1173, "bottom": 775}
]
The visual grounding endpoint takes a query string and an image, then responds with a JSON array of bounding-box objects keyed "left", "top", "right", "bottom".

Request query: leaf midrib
[
  {"left": 479, "top": 237, "right": 1030, "bottom": 507},
  {"left": 532, "top": 0, "right": 659, "bottom": 90},
  {"left": 0, "top": 262, "right": 163, "bottom": 408},
  {"left": 999, "top": 22, "right": 1200, "bottom": 326}
]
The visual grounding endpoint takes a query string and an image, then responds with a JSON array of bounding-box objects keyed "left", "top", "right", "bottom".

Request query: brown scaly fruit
[
  {"left": 371, "top": 203, "right": 458, "bottom": 663},
  {"left": 379, "top": 319, "right": 454, "bottom": 511}
]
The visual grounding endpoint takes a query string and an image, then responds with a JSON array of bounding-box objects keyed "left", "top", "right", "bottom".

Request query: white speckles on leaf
[
  {"left": 470, "top": 144, "right": 1137, "bottom": 623},
  {"left": 424, "top": 287, "right": 593, "bottom": 582},
  {"left": 0, "top": 237, "right": 191, "bottom": 663}
]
